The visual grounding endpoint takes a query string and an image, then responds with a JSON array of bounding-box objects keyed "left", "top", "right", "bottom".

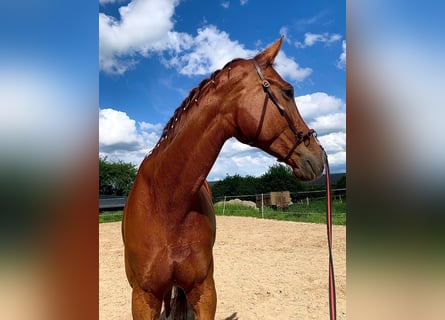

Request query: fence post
[
  {"left": 222, "top": 196, "right": 226, "bottom": 216},
  {"left": 306, "top": 196, "right": 309, "bottom": 206},
  {"left": 261, "top": 193, "right": 264, "bottom": 219}
]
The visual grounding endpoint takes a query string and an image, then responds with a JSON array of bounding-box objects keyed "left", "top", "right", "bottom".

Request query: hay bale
[{"left": 214, "top": 198, "right": 257, "bottom": 209}]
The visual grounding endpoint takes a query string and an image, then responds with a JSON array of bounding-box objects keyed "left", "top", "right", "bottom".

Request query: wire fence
[
  {"left": 214, "top": 188, "right": 346, "bottom": 203},
  {"left": 98, "top": 190, "right": 347, "bottom": 225},
  {"left": 214, "top": 188, "right": 346, "bottom": 220}
]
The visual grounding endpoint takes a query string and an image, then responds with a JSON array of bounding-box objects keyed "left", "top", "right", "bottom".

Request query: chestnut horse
[{"left": 122, "top": 37, "right": 326, "bottom": 319}]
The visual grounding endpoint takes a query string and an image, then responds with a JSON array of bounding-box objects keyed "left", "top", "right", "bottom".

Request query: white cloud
[
  {"left": 99, "top": 1, "right": 256, "bottom": 75},
  {"left": 240, "top": 0, "right": 249, "bottom": 5},
  {"left": 219, "top": 138, "right": 254, "bottom": 156},
  {"left": 323, "top": 150, "right": 346, "bottom": 170},
  {"left": 99, "top": 108, "right": 140, "bottom": 149},
  {"left": 294, "top": 92, "right": 346, "bottom": 172},
  {"left": 317, "top": 132, "right": 346, "bottom": 154},
  {"left": 221, "top": 1, "right": 230, "bottom": 9},
  {"left": 209, "top": 138, "right": 276, "bottom": 180},
  {"left": 99, "top": 0, "right": 182, "bottom": 74},
  {"left": 99, "top": 3, "right": 311, "bottom": 81},
  {"left": 337, "top": 40, "right": 346, "bottom": 69},
  {"left": 296, "top": 32, "right": 342, "bottom": 48},
  {"left": 166, "top": 25, "right": 256, "bottom": 75},
  {"left": 99, "top": 2, "right": 250, "bottom": 76},
  {"left": 165, "top": 26, "right": 312, "bottom": 82},
  {"left": 295, "top": 92, "right": 345, "bottom": 120},
  {"left": 308, "top": 112, "right": 346, "bottom": 135},
  {"left": 295, "top": 12, "right": 328, "bottom": 29},
  {"left": 279, "top": 26, "right": 292, "bottom": 44},
  {"left": 99, "top": 0, "right": 125, "bottom": 5},
  {"left": 275, "top": 51, "right": 313, "bottom": 82},
  {"left": 139, "top": 121, "right": 163, "bottom": 132},
  {"left": 99, "top": 108, "right": 161, "bottom": 166}
]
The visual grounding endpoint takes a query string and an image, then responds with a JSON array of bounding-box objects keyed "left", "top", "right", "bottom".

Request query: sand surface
[{"left": 100, "top": 216, "right": 346, "bottom": 319}]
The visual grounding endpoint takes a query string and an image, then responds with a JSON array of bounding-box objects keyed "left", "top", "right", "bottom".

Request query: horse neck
[{"left": 140, "top": 92, "right": 236, "bottom": 208}]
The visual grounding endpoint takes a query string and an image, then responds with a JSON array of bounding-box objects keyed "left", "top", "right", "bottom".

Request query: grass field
[
  {"left": 99, "top": 211, "right": 123, "bottom": 224},
  {"left": 99, "top": 199, "right": 346, "bottom": 225},
  {"left": 214, "top": 199, "right": 346, "bottom": 225}
]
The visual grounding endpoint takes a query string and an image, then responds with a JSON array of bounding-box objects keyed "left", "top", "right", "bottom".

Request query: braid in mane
[{"left": 152, "top": 58, "right": 245, "bottom": 153}]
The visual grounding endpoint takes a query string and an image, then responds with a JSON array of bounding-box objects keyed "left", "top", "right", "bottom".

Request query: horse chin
[
  {"left": 292, "top": 160, "right": 323, "bottom": 182},
  {"left": 292, "top": 167, "right": 316, "bottom": 182}
]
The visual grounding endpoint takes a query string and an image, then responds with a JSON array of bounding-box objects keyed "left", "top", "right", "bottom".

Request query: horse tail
[{"left": 168, "top": 287, "right": 194, "bottom": 320}]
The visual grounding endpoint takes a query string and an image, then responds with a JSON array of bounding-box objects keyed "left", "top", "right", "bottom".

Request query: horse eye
[{"left": 282, "top": 88, "right": 294, "bottom": 99}]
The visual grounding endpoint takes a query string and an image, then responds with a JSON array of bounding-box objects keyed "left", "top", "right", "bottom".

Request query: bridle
[
  {"left": 249, "top": 59, "right": 316, "bottom": 163},
  {"left": 251, "top": 59, "right": 337, "bottom": 320}
]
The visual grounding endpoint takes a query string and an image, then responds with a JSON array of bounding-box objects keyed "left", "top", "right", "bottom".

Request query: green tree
[
  {"left": 258, "top": 164, "right": 303, "bottom": 194},
  {"left": 210, "top": 164, "right": 304, "bottom": 202},
  {"left": 336, "top": 175, "right": 346, "bottom": 189},
  {"left": 211, "top": 174, "right": 259, "bottom": 202},
  {"left": 99, "top": 157, "right": 138, "bottom": 196}
]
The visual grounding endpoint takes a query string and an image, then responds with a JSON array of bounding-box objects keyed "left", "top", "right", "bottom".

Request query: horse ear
[{"left": 254, "top": 36, "right": 283, "bottom": 66}]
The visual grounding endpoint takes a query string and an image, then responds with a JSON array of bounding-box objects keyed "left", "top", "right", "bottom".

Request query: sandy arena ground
[{"left": 100, "top": 216, "right": 346, "bottom": 319}]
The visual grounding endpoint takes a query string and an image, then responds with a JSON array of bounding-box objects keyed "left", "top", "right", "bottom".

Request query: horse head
[{"left": 232, "top": 37, "right": 326, "bottom": 181}]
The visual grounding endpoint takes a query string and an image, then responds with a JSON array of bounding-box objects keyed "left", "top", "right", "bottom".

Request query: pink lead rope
[
  {"left": 252, "top": 57, "right": 337, "bottom": 318},
  {"left": 325, "top": 159, "right": 337, "bottom": 320}
]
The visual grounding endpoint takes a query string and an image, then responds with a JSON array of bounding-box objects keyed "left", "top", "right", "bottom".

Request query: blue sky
[{"left": 99, "top": 0, "right": 346, "bottom": 180}]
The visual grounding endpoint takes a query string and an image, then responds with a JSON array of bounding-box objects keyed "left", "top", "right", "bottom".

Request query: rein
[
  {"left": 251, "top": 59, "right": 337, "bottom": 320},
  {"left": 324, "top": 152, "right": 337, "bottom": 320}
]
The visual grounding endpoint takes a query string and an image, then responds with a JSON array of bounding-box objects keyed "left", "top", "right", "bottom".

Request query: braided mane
[{"left": 151, "top": 58, "right": 244, "bottom": 153}]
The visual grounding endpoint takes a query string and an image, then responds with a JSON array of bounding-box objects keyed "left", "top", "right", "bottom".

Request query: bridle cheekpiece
[{"left": 250, "top": 59, "right": 316, "bottom": 163}]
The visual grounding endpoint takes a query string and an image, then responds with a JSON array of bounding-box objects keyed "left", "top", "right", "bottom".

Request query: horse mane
[{"left": 150, "top": 58, "right": 245, "bottom": 154}]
